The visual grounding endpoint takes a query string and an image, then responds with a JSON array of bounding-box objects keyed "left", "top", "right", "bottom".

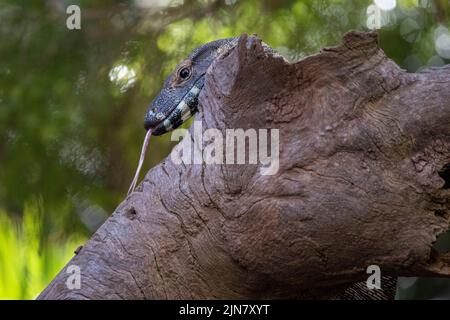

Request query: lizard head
[{"left": 144, "top": 37, "right": 237, "bottom": 135}]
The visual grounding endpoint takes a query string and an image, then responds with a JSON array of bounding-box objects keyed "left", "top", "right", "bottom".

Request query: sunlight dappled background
[{"left": 0, "top": 0, "right": 449, "bottom": 299}]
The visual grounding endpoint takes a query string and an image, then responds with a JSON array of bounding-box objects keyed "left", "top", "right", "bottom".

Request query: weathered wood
[{"left": 38, "top": 32, "right": 450, "bottom": 299}]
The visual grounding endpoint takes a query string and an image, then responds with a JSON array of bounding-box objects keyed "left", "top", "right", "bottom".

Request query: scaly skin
[{"left": 144, "top": 38, "right": 237, "bottom": 135}]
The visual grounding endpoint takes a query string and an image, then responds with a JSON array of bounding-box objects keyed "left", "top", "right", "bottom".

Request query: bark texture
[{"left": 38, "top": 32, "right": 450, "bottom": 299}]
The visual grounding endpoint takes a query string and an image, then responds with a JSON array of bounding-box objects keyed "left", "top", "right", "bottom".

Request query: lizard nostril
[{"left": 152, "top": 107, "right": 157, "bottom": 113}]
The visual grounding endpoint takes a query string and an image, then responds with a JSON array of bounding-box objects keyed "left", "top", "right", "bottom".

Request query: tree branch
[{"left": 38, "top": 31, "right": 450, "bottom": 299}]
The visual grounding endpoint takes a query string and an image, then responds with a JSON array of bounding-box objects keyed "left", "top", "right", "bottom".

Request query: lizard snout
[{"left": 144, "top": 108, "right": 165, "bottom": 130}]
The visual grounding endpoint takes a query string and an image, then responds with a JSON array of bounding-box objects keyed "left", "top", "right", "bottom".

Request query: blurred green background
[{"left": 0, "top": 0, "right": 449, "bottom": 299}]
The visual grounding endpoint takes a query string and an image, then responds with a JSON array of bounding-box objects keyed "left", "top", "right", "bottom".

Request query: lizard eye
[{"left": 178, "top": 67, "right": 191, "bottom": 80}]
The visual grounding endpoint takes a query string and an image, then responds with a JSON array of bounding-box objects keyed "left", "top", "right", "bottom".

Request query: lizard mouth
[{"left": 152, "top": 77, "right": 205, "bottom": 136}]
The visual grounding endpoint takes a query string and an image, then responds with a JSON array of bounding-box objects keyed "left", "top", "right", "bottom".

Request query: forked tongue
[{"left": 127, "top": 129, "right": 152, "bottom": 195}]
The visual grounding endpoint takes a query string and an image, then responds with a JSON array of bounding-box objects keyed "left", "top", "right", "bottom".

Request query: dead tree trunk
[{"left": 38, "top": 32, "right": 450, "bottom": 299}]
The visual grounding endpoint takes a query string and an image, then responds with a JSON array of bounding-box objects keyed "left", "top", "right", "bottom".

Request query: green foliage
[{"left": 0, "top": 200, "right": 84, "bottom": 299}]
